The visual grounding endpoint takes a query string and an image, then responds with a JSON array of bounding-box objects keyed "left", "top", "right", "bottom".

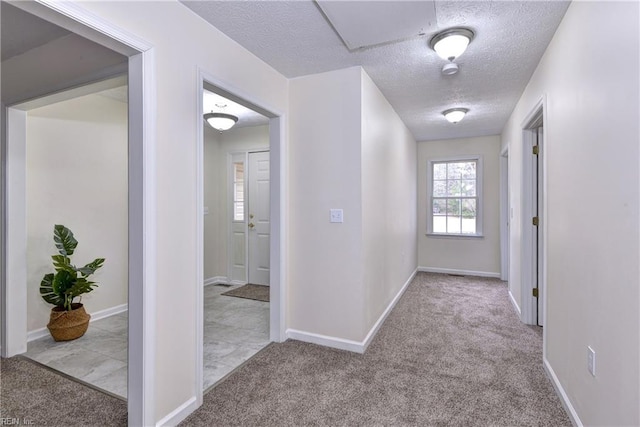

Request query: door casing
[
  {"left": 520, "top": 95, "right": 547, "bottom": 333},
  {"left": 196, "top": 71, "right": 286, "bottom": 404},
  {"left": 0, "top": 2, "right": 156, "bottom": 425}
]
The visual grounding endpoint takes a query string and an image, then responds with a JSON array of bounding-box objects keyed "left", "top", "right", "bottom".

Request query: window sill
[{"left": 426, "top": 233, "right": 484, "bottom": 239}]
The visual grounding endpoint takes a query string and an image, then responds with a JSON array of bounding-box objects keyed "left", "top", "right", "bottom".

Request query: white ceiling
[{"left": 181, "top": 0, "right": 570, "bottom": 141}]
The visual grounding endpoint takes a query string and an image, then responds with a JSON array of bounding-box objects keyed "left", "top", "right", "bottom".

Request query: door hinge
[
  {"left": 532, "top": 216, "right": 539, "bottom": 226},
  {"left": 533, "top": 145, "right": 539, "bottom": 155},
  {"left": 532, "top": 288, "right": 539, "bottom": 298}
]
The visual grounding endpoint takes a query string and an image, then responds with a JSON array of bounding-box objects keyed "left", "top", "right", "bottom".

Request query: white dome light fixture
[
  {"left": 443, "top": 108, "right": 469, "bottom": 124},
  {"left": 204, "top": 112, "right": 238, "bottom": 132},
  {"left": 429, "top": 28, "right": 475, "bottom": 62}
]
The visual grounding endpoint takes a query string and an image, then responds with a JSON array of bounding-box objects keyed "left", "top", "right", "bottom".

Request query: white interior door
[
  {"left": 248, "top": 151, "right": 270, "bottom": 285},
  {"left": 229, "top": 153, "right": 247, "bottom": 284}
]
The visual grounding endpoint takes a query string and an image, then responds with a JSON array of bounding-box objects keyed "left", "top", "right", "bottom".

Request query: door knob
[{"left": 248, "top": 222, "right": 255, "bottom": 229}]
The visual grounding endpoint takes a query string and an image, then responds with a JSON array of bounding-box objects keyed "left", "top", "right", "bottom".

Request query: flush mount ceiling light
[
  {"left": 443, "top": 108, "right": 469, "bottom": 124},
  {"left": 204, "top": 112, "right": 238, "bottom": 132},
  {"left": 429, "top": 28, "right": 475, "bottom": 62}
]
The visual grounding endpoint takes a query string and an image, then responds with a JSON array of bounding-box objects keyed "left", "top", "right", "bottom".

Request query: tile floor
[
  {"left": 202, "top": 284, "right": 270, "bottom": 390},
  {"left": 24, "top": 284, "right": 270, "bottom": 398}
]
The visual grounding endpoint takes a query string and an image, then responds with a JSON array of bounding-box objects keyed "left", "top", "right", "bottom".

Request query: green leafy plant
[{"left": 40, "top": 225, "right": 105, "bottom": 311}]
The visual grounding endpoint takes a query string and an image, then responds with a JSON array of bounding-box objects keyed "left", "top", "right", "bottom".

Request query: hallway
[{"left": 182, "top": 273, "right": 570, "bottom": 426}]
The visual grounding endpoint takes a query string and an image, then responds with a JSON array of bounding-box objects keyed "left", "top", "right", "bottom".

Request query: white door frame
[
  {"left": 196, "top": 70, "right": 287, "bottom": 402},
  {"left": 0, "top": 2, "right": 157, "bottom": 425},
  {"left": 520, "top": 95, "right": 547, "bottom": 328},
  {"left": 500, "top": 147, "right": 509, "bottom": 282}
]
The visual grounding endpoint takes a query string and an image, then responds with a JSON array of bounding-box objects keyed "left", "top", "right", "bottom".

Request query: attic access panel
[{"left": 316, "top": 0, "right": 436, "bottom": 50}]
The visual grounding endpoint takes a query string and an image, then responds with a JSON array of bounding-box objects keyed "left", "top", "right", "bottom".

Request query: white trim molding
[
  {"left": 196, "top": 69, "right": 287, "bottom": 414},
  {"left": 418, "top": 266, "right": 501, "bottom": 279},
  {"left": 499, "top": 148, "right": 509, "bottom": 281},
  {"left": 426, "top": 155, "right": 484, "bottom": 237},
  {"left": 287, "top": 269, "right": 417, "bottom": 354},
  {"left": 544, "top": 358, "right": 583, "bottom": 427},
  {"left": 508, "top": 291, "right": 521, "bottom": 316},
  {"left": 203, "top": 276, "right": 228, "bottom": 286},
  {"left": 286, "top": 329, "right": 365, "bottom": 354},
  {"left": 520, "top": 95, "right": 547, "bottom": 326},
  {"left": 3, "top": 3, "right": 158, "bottom": 426},
  {"left": 27, "top": 304, "right": 128, "bottom": 342}
]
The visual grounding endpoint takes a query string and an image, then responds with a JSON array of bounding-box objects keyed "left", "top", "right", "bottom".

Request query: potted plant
[{"left": 40, "top": 224, "right": 105, "bottom": 341}]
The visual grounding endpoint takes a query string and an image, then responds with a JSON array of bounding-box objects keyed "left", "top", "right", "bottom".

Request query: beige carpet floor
[
  {"left": 0, "top": 356, "right": 127, "bottom": 426},
  {"left": 1, "top": 273, "right": 571, "bottom": 426},
  {"left": 182, "top": 272, "right": 571, "bottom": 426}
]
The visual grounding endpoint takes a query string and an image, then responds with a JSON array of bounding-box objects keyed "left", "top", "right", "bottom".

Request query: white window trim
[{"left": 426, "top": 155, "right": 484, "bottom": 238}]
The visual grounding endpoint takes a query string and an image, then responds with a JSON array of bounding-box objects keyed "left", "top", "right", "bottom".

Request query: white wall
[
  {"left": 203, "top": 125, "right": 269, "bottom": 282},
  {"left": 289, "top": 67, "right": 365, "bottom": 341},
  {"left": 360, "top": 70, "right": 417, "bottom": 329},
  {"left": 417, "top": 135, "right": 501, "bottom": 276},
  {"left": 289, "top": 67, "right": 418, "bottom": 345},
  {"left": 203, "top": 127, "right": 222, "bottom": 281},
  {"left": 69, "top": 1, "right": 289, "bottom": 422},
  {"left": 26, "top": 92, "right": 128, "bottom": 333},
  {"left": 501, "top": 2, "right": 639, "bottom": 425}
]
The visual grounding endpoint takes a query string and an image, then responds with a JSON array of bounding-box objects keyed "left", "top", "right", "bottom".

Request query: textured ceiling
[
  {"left": 316, "top": 1, "right": 437, "bottom": 50},
  {"left": 1, "top": 2, "right": 70, "bottom": 61},
  {"left": 181, "top": 0, "right": 570, "bottom": 141}
]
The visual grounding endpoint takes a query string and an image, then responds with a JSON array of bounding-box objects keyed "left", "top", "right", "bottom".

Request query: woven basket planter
[{"left": 47, "top": 303, "right": 91, "bottom": 342}]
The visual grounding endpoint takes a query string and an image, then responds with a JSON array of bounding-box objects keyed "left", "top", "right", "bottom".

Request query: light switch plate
[
  {"left": 330, "top": 209, "right": 344, "bottom": 223},
  {"left": 587, "top": 346, "right": 596, "bottom": 376},
  {"left": 204, "top": 206, "right": 209, "bottom": 215}
]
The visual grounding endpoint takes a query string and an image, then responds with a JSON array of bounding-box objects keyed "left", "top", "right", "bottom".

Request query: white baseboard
[
  {"left": 508, "top": 290, "right": 521, "bottom": 316},
  {"left": 544, "top": 358, "right": 582, "bottom": 427},
  {"left": 27, "top": 303, "right": 128, "bottom": 342},
  {"left": 229, "top": 279, "right": 246, "bottom": 286},
  {"left": 287, "top": 268, "right": 417, "bottom": 354},
  {"left": 155, "top": 396, "right": 198, "bottom": 427},
  {"left": 418, "top": 266, "right": 501, "bottom": 278},
  {"left": 203, "top": 276, "right": 227, "bottom": 286},
  {"left": 286, "top": 329, "right": 365, "bottom": 353}
]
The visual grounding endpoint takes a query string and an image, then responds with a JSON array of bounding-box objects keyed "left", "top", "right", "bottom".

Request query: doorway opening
[
  {"left": 196, "top": 73, "right": 285, "bottom": 402},
  {"left": 19, "top": 79, "right": 130, "bottom": 400},
  {"left": 1, "top": 2, "right": 156, "bottom": 425},
  {"left": 201, "top": 88, "right": 271, "bottom": 390},
  {"left": 521, "top": 97, "right": 546, "bottom": 328}
]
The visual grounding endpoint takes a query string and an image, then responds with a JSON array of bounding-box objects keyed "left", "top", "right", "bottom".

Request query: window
[
  {"left": 233, "top": 162, "right": 245, "bottom": 221},
  {"left": 427, "top": 157, "right": 482, "bottom": 236}
]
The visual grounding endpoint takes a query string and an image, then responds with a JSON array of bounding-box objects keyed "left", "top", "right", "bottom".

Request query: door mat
[{"left": 221, "top": 284, "right": 270, "bottom": 302}]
